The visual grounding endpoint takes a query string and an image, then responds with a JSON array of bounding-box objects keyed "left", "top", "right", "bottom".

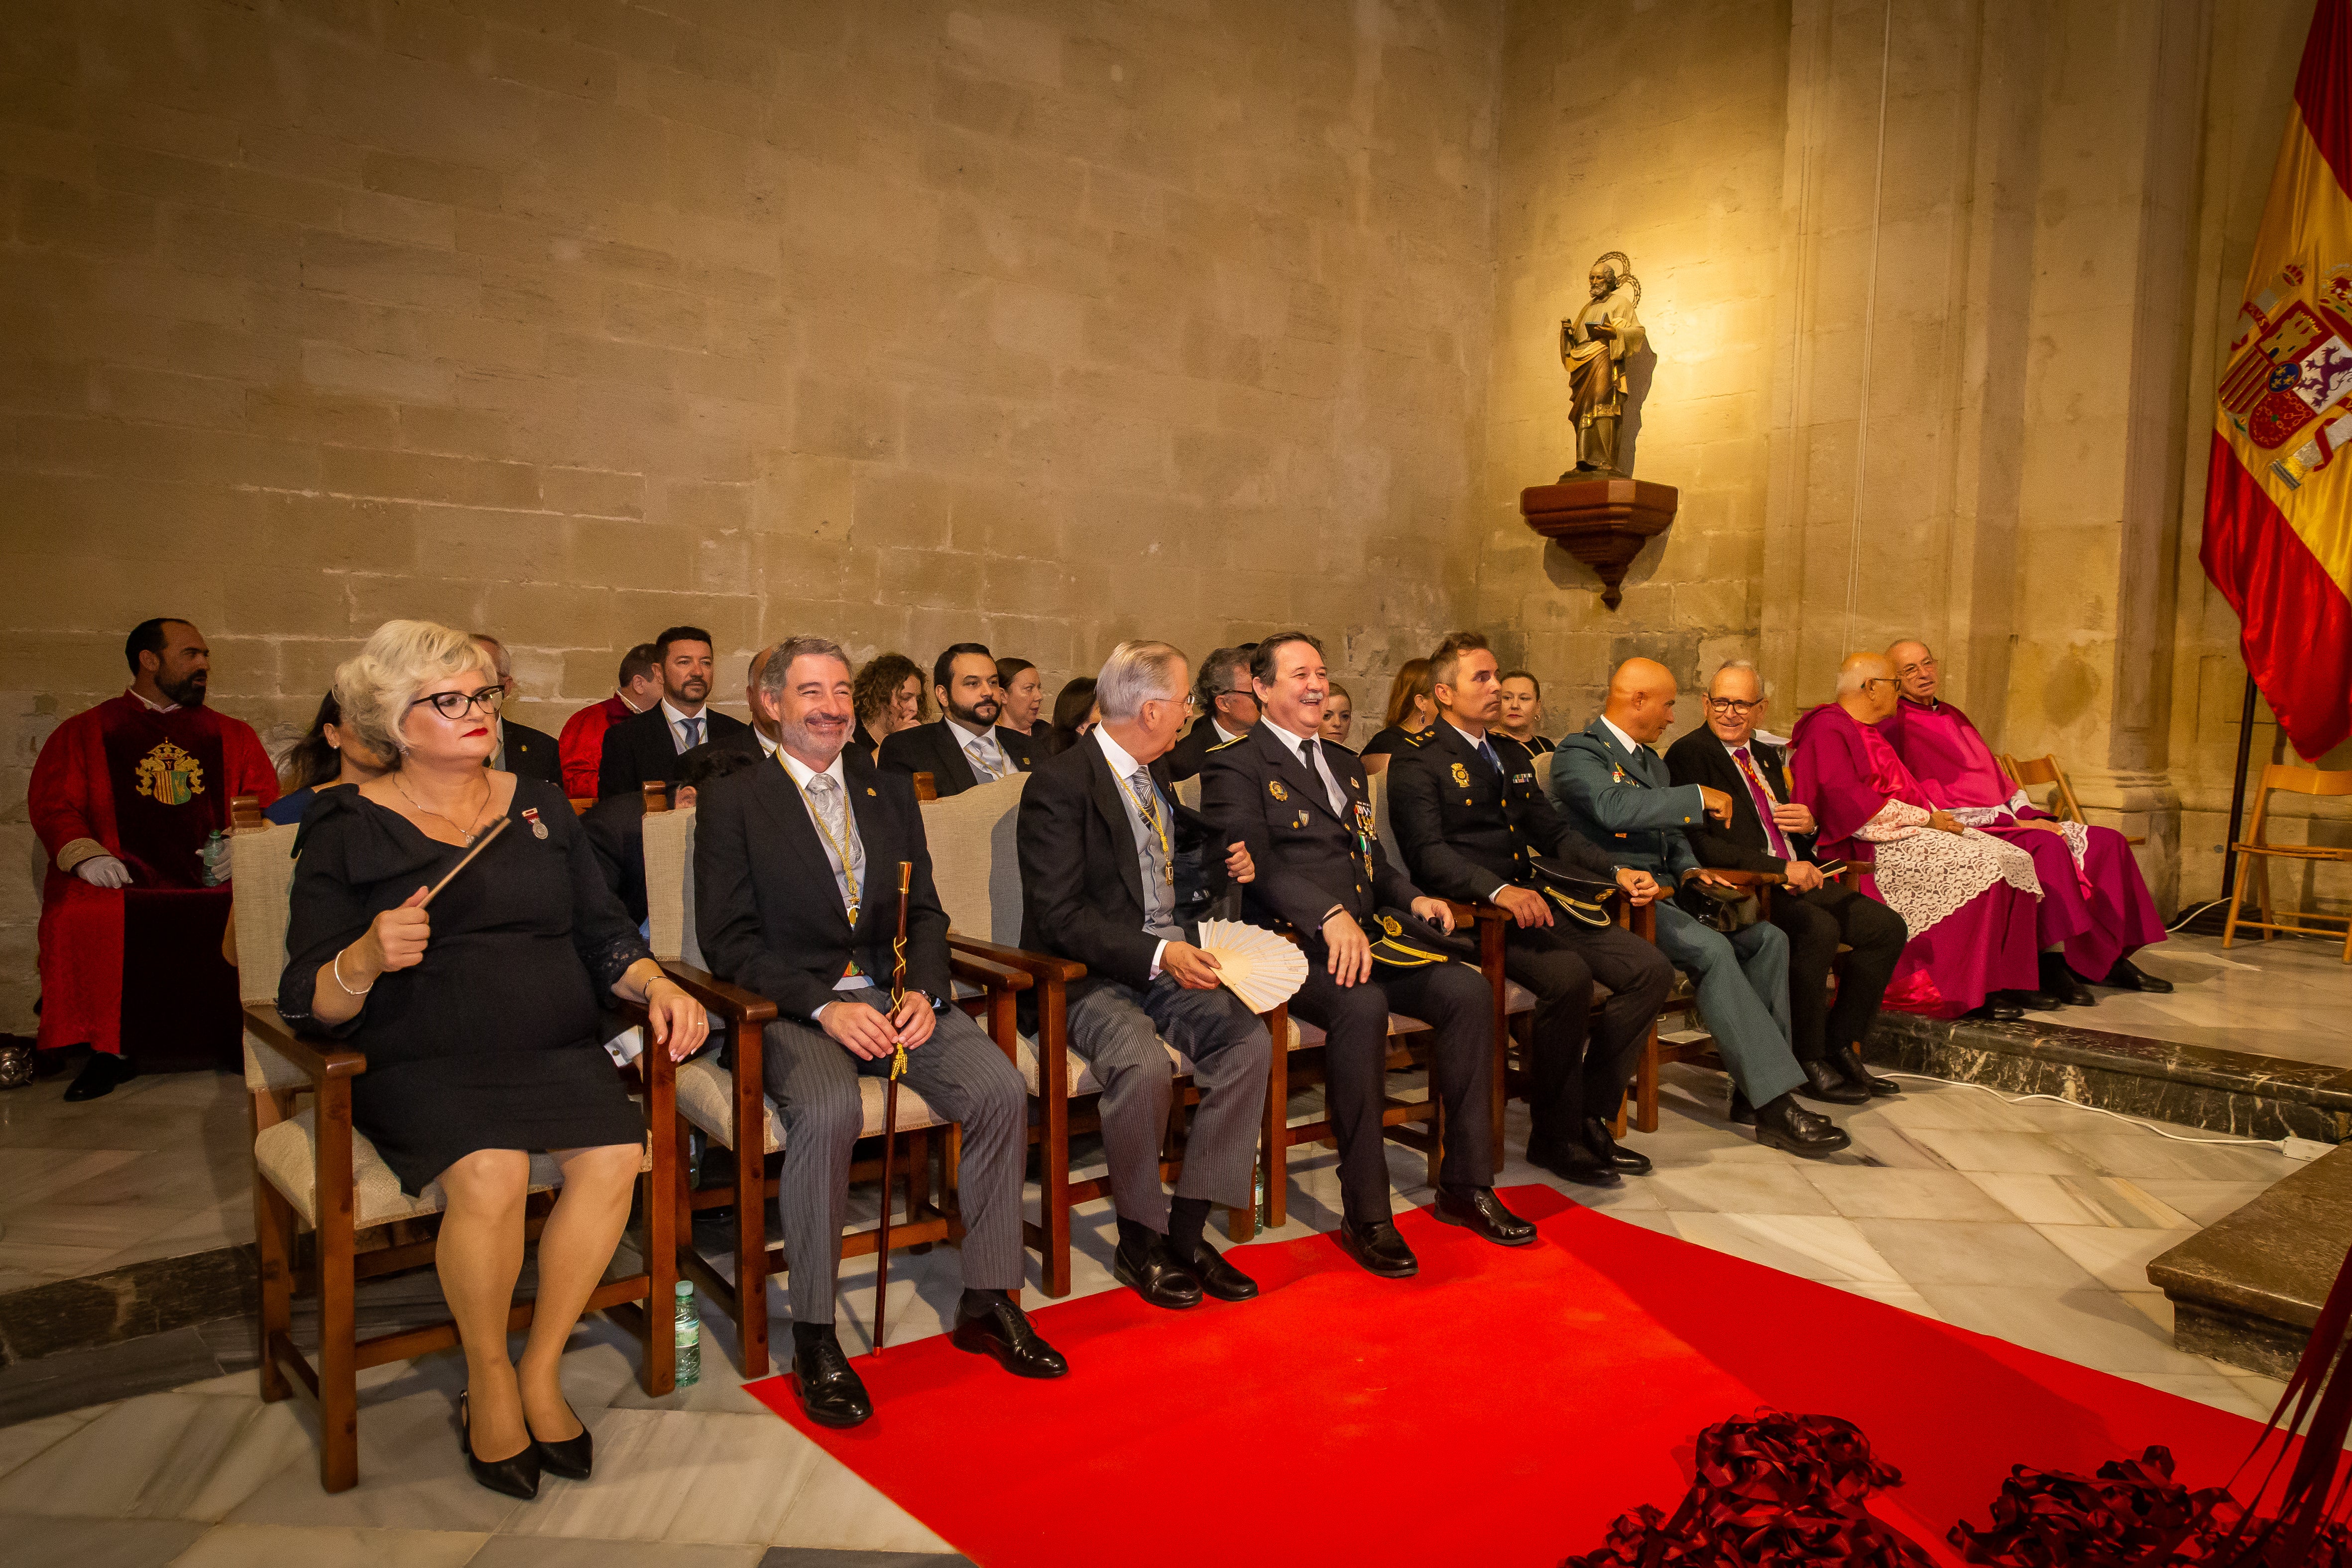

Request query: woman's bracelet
[{"left": 331, "top": 947, "right": 374, "bottom": 997}]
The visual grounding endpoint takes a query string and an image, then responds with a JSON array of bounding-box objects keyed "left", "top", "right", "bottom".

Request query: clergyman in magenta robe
[
  {"left": 1788, "top": 658, "right": 2043, "bottom": 1019},
  {"left": 1882, "top": 640, "right": 2169, "bottom": 995}
]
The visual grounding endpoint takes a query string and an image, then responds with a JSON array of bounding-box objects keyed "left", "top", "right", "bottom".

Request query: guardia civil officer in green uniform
[
  {"left": 1387, "top": 633, "right": 1674, "bottom": 1188},
  {"left": 1198, "top": 631, "right": 1533, "bottom": 1279}
]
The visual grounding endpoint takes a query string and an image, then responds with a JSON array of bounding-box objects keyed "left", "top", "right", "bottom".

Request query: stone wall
[{"left": 0, "top": 0, "right": 1507, "bottom": 1033}]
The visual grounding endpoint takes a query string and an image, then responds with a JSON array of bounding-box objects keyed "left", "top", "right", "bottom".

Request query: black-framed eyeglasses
[
  {"left": 1859, "top": 677, "right": 1899, "bottom": 693},
  {"left": 1220, "top": 688, "right": 1260, "bottom": 703},
  {"left": 408, "top": 686, "right": 504, "bottom": 721},
  {"left": 1706, "top": 698, "right": 1760, "bottom": 715}
]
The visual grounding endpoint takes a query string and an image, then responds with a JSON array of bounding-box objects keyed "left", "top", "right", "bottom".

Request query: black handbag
[{"left": 1675, "top": 875, "right": 1763, "bottom": 934}]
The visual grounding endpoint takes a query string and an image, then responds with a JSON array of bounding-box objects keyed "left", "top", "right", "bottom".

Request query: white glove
[{"left": 75, "top": 855, "right": 132, "bottom": 889}]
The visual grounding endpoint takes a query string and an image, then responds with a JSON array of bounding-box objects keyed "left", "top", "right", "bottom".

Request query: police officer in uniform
[
  {"left": 1387, "top": 633, "right": 1675, "bottom": 1188},
  {"left": 1199, "top": 631, "right": 1533, "bottom": 1279}
]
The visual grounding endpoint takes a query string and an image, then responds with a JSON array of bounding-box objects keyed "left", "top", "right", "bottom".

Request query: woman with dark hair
[
  {"left": 851, "top": 652, "right": 927, "bottom": 762},
  {"left": 1358, "top": 657, "right": 1436, "bottom": 777},
  {"left": 265, "top": 690, "right": 391, "bottom": 825},
  {"left": 995, "top": 656, "right": 1044, "bottom": 738},
  {"left": 1047, "top": 675, "right": 1099, "bottom": 756}
]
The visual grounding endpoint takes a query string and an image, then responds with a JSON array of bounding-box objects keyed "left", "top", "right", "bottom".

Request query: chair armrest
[
  {"left": 1697, "top": 869, "right": 1783, "bottom": 888},
  {"left": 658, "top": 963, "right": 779, "bottom": 1028},
  {"left": 950, "top": 951, "right": 1035, "bottom": 992},
  {"left": 946, "top": 933, "right": 1077, "bottom": 984},
  {"left": 242, "top": 1002, "right": 367, "bottom": 1083}
]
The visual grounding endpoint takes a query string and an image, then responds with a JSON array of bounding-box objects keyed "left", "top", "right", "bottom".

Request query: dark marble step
[
  {"left": 2148, "top": 1146, "right": 2352, "bottom": 1379},
  {"left": 1862, "top": 1007, "right": 2352, "bottom": 1145}
]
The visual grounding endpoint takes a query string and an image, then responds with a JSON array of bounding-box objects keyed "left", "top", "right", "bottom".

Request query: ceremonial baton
[
  {"left": 871, "top": 860, "right": 915, "bottom": 1358},
  {"left": 418, "top": 815, "right": 510, "bottom": 908}
]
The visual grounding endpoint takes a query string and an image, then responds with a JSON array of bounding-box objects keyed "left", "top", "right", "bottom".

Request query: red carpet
[{"left": 745, "top": 1186, "right": 2277, "bottom": 1568}]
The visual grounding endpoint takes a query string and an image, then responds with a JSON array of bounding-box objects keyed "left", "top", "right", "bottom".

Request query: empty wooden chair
[
  {"left": 231, "top": 820, "right": 688, "bottom": 1493},
  {"left": 1998, "top": 752, "right": 2144, "bottom": 844},
  {"left": 2221, "top": 763, "right": 2352, "bottom": 962}
]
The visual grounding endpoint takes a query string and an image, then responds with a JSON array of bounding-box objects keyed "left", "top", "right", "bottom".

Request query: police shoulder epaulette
[
  {"left": 1207, "top": 734, "right": 1247, "bottom": 751},
  {"left": 1401, "top": 728, "right": 1431, "bottom": 747}
]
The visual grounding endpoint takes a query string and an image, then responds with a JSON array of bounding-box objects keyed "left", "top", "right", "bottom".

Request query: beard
[
  {"left": 949, "top": 693, "right": 1000, "bottom": 727},
  {"left": 160, "top": 669, "right": 208, "bottom": 708},
  {"left": 671, "top": 676, "right": 709, "bottom": 704},
  {"left": 780, "top": 713, "right": 849, "bottom": 763}
]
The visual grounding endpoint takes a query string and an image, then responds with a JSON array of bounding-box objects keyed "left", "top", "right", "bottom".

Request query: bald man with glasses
[{"left": 1665, "top": 661, "right": 1905, "bottom": 1104}]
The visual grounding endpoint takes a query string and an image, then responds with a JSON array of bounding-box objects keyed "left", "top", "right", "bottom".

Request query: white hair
[
  {"left": 1096, "top": 640, "right": 1188, "bottom": 723},
  {"left": 1835, "top": 656, "right": 1886, "bottom": 696},
  {"left": 336, "top": 620, "right": 494, "bottom": 764},
  {"left": 1710, "top": 658, "right": 1764, "bottom": 696}
]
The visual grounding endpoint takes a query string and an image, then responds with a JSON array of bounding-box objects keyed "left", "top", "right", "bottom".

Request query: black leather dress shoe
[
  {"left": 1526, "top": 1136, "right": 1620, "bottom": 1187},
  {"left": 791, "top": 1335, "right": 873, "bottom": 1429},
  {"left": 62, "top": 1052, "right": 133, "bottom": 1102},
  {"left": 950, "top": 1296, "right": 1068, "bottom": 1379},
  {"left": 1186, "top": 1241, "right": 1259, "bottom": 1301},
  {"left": 1829, "top": 1044, "right": 1900, "bottom": 1098},
  {"left": 1582, "top": 1117, "right": 1652, "bottom": 1175},
  {"left": 1752, "top": 1094, "right": 1851, "bottom": 1159},
  {"left": 1335, "top": 1217, "right": 1419, "bottom": 1278},
  {"left": 1728, "top": 1088, "right": 1759, "bottom": 1125},
  {"left": 2040, "top": 954, "right": 2099, "bottom": 1007},
  {"left": 528, "top": 1400, "right": 592, "bottom": 1480},
  {"left": 1963, "top": 1000, "right": 2025, "bottom": 1022},
  {"left": 1434, "top": 1186, "right": 1536, "bottom": 1246},
  {"left": 459, "top": 1391, "right": 541, "bottom": 1499},
  {"left": 2003, "top": 987, "right": 2066, "bottom": 1012},
  {"left": 1112, "top": 1234, "right": 1203, "bottom": 1310},
  {"left": 2103, "top": 957, "right": 2173, "bottom": 993},
  {"left": 1796, "top": 1058, "right": 1872, "bottom": 1105}
]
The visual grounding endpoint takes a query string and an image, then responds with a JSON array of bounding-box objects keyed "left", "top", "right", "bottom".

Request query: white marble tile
[
  {"left": 0, "top": 1405, "right": 110, "bottom": 1481},
  {"left": 0, "top": 1513, "right": 208, "bottom": 1568},
  {"left": 501, "top": 1409, "right": 820, "bottom": 1544},
  {"left": 1835, "top": 1120, "right": 1959, "bottom": 1171},
  {"left": 1596, "top": 1210, "right": 1679, "bottom": 1237},
  {"left": 2047, "top": 1129, "right": 2295, "bottom": 1185},
  {"left": 0, "top": 1394, "right": 311, "bottom": 1522},
  {"left": 2031, "top": 1225, "right": 2189, "bottom": 1294},
  {"left": 2117, "top": 1290, "right": 2175, "bottom": 1335},
  {"left": 1909, "top": 1284, "right": 2215, "bottom": 1375},
  {"left": 1851, "top": 1218, "right": 2098, "bottom": 1290},
  {"left": 1797, "top": 1166, "right": 2013, "bottom": 1221},
  {"left": 1643, "top": 1162, "right": 1842, "bottom": 1216},
  {"left": 1964, "top": 1172, "right": 2102, "bottom": 1226},
  {"left": 0, "top": 1204, "right": 201, "bottom": 1253},
  {"left": 224, "top": 1387, "right": 528, "bottom": 1533},
  {"left": 1894, "top": 1129, "right": 2098, "bottom": 1177},
  {"left": 2118, "top": 1179, "right": 2278, "bottom": 1228},
  {"left": 169, "top": 1523, "right": 487, "bottom": 1568},
  {"left": 1822, "top": 1280, "right": 1945, "bottom": 1320},
  {"left": 469, "top": 1538, "right": 767, "bottom": 1568},
  {"left": 2114, "top": 1373, "right": 2273, "bottom": 1420},
  {"left": 767, "top": 1443, "right": 955, "bottom": 1552},
  {"left": 1667, "top": 1212, "right": 1903, "bottom": 1284},
  {"left": 1870, "top": 1087, "right": 2047, "bottom": 1134}
]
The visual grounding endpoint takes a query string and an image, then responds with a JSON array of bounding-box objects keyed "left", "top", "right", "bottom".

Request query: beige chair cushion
[
  {"left": 674, "top": 1055, "right": 944, "bottom": 1153},
  {"left": 921, "top": 774, "right": 1029, "bottom": 943},
  {"left": 231, "top": 825, "right": 309, "bottom": 1092},
  {"left": 643, "top": 807, "right": 703, "bottom": 968},
  {"left": 1533, "top": 748, "right": 1555, "bottom": 795},
  {"left": 1013, "top": 1031, "right": 1192, "bottom": 1097},
  {"left": 1505, "top": 979, "right": 1536, "bottom": 1012},
  {"left": 1287, "top": 1011, "right": 1430, "bottom": 1049},
  {"left": 253, "top": 1106, "right": 566, "bottom": 1230},
  {"left": 1370, "top": 770, "right": 1396, "bottom": 858},
  {"left": 1173, "top": 776, "right": 1201, "bottom": 812}
]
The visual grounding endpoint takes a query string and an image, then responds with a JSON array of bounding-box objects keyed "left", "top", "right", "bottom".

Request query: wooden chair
[
  {"left": 919, "top": 774, "right": 1265, "bottom": 1296},
  {"left": 230, "top": 820, "right": 691, "bottom": 1493},
  {"left": 2221, "top": 763, "right": 2352, "bottom": 962},
  {"left": 639, "top": 804, "right": 1031, "bottom": 1377},
  {"left": 1997, "top": 752, "right": 2144, "bottom": 845}
]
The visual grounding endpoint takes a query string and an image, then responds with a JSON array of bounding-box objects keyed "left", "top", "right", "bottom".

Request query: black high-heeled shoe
[
  {"left": 459, "top": 1390, "right": 541, "bottom": 1500},
  {"left": 529, "top": 1400, "right": 592, "bottom": 1482}
]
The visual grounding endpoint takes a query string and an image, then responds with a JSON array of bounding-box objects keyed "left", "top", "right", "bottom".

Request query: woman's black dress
[
  {"left": 277, "top": 777, "right": 650, "bottom": 1194},
  {"left": 1357, "top": 724, "right": 1430, "bottom": 760}
]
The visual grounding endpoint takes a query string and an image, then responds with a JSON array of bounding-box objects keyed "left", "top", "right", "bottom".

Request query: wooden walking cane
[{"left": 871, "top": 860, "right": 915, "bottom": 1358}]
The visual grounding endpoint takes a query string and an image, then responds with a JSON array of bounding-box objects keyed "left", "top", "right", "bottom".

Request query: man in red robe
[
  {"left": 557, "top": 642, "right": 660, "bottom": 798},
  {"left": 1790, "top": 653, "right": 2045, "bottom": 1021},
  {"left": 1883, "top": 640, "right": 2170, "bottom": 1002},
  {"left": 29, "top": 619, "right": 279, "bottom": 1098}
]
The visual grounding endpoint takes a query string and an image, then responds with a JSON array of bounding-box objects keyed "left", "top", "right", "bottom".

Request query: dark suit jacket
[
  {"left": 1198, "top": 720, "right": 1420, "bottom": 951},
  {"left": 1164, "top": 719, "right": 1243, "bottom": 784},
  {"left": 1016, "top": 733, "right": 1231, "bottom": 993},
  {"left": 693, "top": 745, "right": 952, "bottom": 1023},
  {"left": 679, "top": 726, "right": 765, "bottom": 778},
  {"left": 580, "top": 792, "right": 649, "bottom": 925},
  {"left": 500, "top": 720, "right": 564, "bottom": 787},
  {"left": 876, "top": 720, "right": 1035, "bottom": 798},
  {"left": 1547, "top": 720, "right": 1707, "bottom": 882},
  {"left": 1662, "top": 729, "right": 1817, "bottom": 875},
  {"left": 1388, "top": 723, "right": 1617, "bottom": 902},
  {"left": 598, "top": 704, "right": 750, "bottom": 798}
]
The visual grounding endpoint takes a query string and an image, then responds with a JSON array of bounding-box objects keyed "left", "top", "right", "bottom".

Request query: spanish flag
[{"left": 2203, "top": 0, "right": 2352, "bottom": 758}]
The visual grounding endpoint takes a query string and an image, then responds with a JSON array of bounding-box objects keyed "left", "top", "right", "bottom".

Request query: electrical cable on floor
[
  {"left": 2163, "top": 897, "right": 2231, "bottom": 933},
  {"left": 1878, "top": 1070, "right": 2333, "bottom": 1163}
]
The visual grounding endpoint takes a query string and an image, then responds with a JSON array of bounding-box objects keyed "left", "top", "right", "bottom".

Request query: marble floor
[
  {"left": 0, "top": 1064, "right": 2322, "bottom": 1567},
  {"left": 2027, "top": 930, "right": 2352, "bottom": 1069},
  {"left": 0, "top": 1069, "right": 252, "bottom": 1292}
]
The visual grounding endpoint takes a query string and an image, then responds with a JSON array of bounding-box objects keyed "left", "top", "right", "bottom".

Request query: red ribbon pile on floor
[
  {"left": 1947, "top": 1444, "right": 2349, "bottom": 1566},
  {"left": 1564, "top": 1410, "right": 1936, "bottom": 1566}
]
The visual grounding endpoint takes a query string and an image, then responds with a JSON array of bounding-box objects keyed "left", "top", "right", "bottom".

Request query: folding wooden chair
[
  {"left": 1998, "top": 752, "right": 2144, "bottom": 844},
  {"left": 639, "top": 804, "right": 1031, "bottom": 1378},
  {"left": 2221, "top": 762, "right": 2352, "bottom": 962},
  {"left": 919, "top": 774, "right": 1264, "bottom": 1296},
  {"left": 231, "top": 820, "right": 690, "bottom": 1493}
]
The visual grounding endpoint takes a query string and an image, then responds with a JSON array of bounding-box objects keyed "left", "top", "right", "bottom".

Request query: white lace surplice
[
  {"left": 1945, "top": 787, "right": 2092, "bottom": 885},
  {"left": 1853, "top": 797, "right": 2042, "bottom": 939}
]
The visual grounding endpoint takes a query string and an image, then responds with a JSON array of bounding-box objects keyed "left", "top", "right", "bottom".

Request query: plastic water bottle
[{"left": 673, "top": 1280, "right": 700, "bottom": 1388}]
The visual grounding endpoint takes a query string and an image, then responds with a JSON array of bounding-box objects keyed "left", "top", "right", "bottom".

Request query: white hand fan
[{"left": 1194, "top": 919, "right": 1308, "bottom": 1013}]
